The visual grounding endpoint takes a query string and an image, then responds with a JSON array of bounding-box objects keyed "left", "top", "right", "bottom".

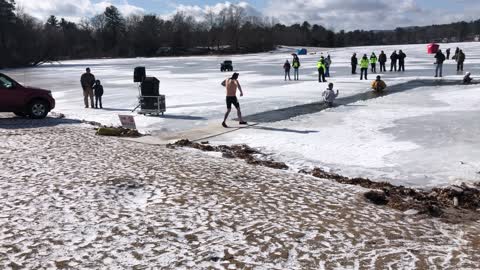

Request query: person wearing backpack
[{"left": 292, "top": 55, "right": 300, "bottom": 80}]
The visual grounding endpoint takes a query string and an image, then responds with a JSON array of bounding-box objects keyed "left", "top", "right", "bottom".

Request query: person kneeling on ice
[
  {"left": 221, "top": 72, "right": 247, "bottom": 128},
  {"left": 463, "top": 72, "right": 473, "bottom": 84},
  {"left": 93, "top": 80, "right": 104, "bottom": 109},
  {"left": 371, "top": 75, "right": 387, "bottom": 92},
  {"left": 322, "top": 82, "right": 339, "bottom": 107}
]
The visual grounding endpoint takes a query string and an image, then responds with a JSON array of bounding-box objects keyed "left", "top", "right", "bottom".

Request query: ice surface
[{"left": 4, "top": 42, "right": 480, "bottom": 187}]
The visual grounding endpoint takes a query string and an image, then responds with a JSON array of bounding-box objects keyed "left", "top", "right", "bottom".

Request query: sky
[{"left": 14, "top": 0, "right": 480, "bottom": 31}]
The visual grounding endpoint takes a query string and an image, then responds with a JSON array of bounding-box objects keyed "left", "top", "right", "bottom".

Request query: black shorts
[{"left": 226, "top": 96, "right": 240, "bottom": 109}]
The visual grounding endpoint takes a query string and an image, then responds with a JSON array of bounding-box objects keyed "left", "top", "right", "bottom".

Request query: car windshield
[{"left": 0, "top": 75, "right": 14, "bottom": 89}]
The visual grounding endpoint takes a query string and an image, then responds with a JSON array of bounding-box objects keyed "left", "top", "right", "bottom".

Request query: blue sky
[{"left": 15, "top": 0, "right": 479, "bottom": 31}]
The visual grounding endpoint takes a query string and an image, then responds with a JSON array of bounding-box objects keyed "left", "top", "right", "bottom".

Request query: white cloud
[
  {"left": 15, "top": 0, "right": 144, "bottom": 22},
  {"left": 161, "top": 1, "right": 262, "bottom": 21},
  {"left": 263, "top": 0, "right": 480, "bottom": 31}
]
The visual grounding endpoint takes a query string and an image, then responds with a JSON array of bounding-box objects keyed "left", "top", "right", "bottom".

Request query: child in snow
[
  {"left": 93, "top": 80, "right": 104, "bottom": 109},
  {"left": 463, "top": 72, "right": 473, "bottom": 84},
  {"left": 322, "top": 82, "right": 339, "bottom": 107}
]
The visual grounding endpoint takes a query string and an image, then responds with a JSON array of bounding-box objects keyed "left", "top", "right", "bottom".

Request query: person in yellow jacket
[
  {"left": 317, "top": 57, "right": 327, "bottom": 82},
  {"left": 360, "top": 54, "right": 369, "bottom": 80},
  {"left": 370, "top": 53, "right": 377, "bottom": 73},
  {"left": 371, "top": 75, "right": 387, "bottom": 92}
]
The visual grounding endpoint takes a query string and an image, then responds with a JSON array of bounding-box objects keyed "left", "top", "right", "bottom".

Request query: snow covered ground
[
  {"left": 1, "top": 121, "right": 479, "bottom": 269},
  {"left": 4, "top": 42, "right": 480, "bottom": 187}
]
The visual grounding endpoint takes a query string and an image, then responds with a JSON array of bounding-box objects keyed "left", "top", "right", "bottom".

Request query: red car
[{"left": 0, "top": 73, "right": 55, "bottom": 119}]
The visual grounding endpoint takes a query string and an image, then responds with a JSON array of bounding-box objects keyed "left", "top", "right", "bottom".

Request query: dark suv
[
  {"left": 0, "top": 73, "right": 55, "bottom": 119},
  {"left": 220, "top": 60, "right": 233, "bottom": 72}
]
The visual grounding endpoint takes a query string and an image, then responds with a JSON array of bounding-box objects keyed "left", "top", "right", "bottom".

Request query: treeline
[{"left": 1, "top": 0, "right": 480, "bottom": 68}]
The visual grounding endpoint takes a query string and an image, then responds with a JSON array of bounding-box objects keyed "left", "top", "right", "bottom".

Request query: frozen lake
[{"left": 3, "top": 42, "right": 480, "bottom": 187}]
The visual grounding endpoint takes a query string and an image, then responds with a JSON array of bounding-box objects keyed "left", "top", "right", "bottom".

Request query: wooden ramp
[{"left": 123, "top": 122, "right": 257, "bottom": 145}]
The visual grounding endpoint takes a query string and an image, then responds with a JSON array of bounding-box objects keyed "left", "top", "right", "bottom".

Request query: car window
[{"left": 0, "top": 76, "right": 14, "bottom": 89}]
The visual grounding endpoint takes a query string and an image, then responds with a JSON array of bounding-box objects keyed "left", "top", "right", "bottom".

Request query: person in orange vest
[{"left": 371, "top": 75, "right": 387, "bottom": 92}]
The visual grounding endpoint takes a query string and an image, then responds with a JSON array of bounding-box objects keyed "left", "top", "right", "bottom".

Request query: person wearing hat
[
  {"left": 371, "top": 75, "right": 387, "bottom": 92},
  {"left": 221, "top": 72, "right": 247, "bottom": 128},
  {"left": 322, "top": 82, "right": 339, "bottom": 107},
  {"left": 463, "top": 72, "right": 473, "bottom": 84}
]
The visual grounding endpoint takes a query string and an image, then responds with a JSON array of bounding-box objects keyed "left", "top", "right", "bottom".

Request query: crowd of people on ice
[
  {"left": 280, "top": 46, "right": 473, "bottom": 108},
  {"left": 78, "top": 45, "right": 473, "bottom": 128}
]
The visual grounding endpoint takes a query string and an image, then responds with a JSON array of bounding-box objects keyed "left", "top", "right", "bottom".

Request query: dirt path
[{"left": 1, "top": 116, "right": 479, "bottom": 269}]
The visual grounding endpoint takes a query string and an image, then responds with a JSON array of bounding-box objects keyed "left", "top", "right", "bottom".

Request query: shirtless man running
[{"left": 221, "top": 72, "right": 247, "bottom": 128}]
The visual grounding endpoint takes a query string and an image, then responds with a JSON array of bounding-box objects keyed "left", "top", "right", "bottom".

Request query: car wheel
[
  {"left": 14, "top": 112, "right": 27, "bottom": 117},
  {"left": 28, "top": 100, "right": 49, "bottom": 119}
]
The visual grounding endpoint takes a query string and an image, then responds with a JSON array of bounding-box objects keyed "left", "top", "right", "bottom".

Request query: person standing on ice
[
  {"left": 292, "top": 55, "right": 300, "bottom": 80},
  {"left": 378, "top": 51, "right": 387, "bottom": 72},
  {"left": 80, "top": 67, "right": 95, "bottom": 108},
  {"left": 390, "top": 50, "right": 398, "bottom": 72},
  {"left": 457, "top": 50, "right": 465, "bottom": 72},
  {"left": 283, "top": 60, "right": 291, "bottom": 81},
  {"left": 453, "top": 47, "right": 460, "bottom": 60},
  {"left": 369, "top": 52, "right": 377, "bottom": 73},
  {"left": 446, "top": 48, "right": 451, "bottom": 60},
  {"left": 322, "top": 82, "right": 339, "bottom": 107},
  {"left": 351, "top": 53, "right": 358, "bottom": 74},
  {"left": 360, "top": 54, "right": 369, "bottom": 80},
  {"left": 398, "top": 50, "right": 406, "bottom": 71},
  {"left": 221, "top": 72, "right": 247, "bottom": 128},
  {"left": 325, "top": 54, "right": 332, "bottom": 77},
  {"left": 317, "top": 57, "right": 327, "bottom": 83},
  {"left": 434, "top": 49, "right": 446, "bottom": 77},
  {"left": 93, "top": 80, "right": 103, "bottom": 109}
]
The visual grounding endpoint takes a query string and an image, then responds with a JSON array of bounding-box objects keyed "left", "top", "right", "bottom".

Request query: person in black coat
[
  {"left": 351, "top": 53, "right": 358, "bottom": 74},
  {"left": 390, "top": 50, "right": 398, "bottom": 71},
  {"left": 397, "top": 50, "right": 406, "bottom": 71},
  {"left": 434, "top": 50, "right": 446, "bottom": 77},
  {"left": 378, "top": 51, "right": 387, "bottom": 72},
  {"left": 446, "top": 48, "right": 451, "bottom": 60},
  {"left": 93, "top": 80, "right": 104, "bottom": 109},
  {"left": 457, "top": 50, "right": 465, "bottom": 72}
]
